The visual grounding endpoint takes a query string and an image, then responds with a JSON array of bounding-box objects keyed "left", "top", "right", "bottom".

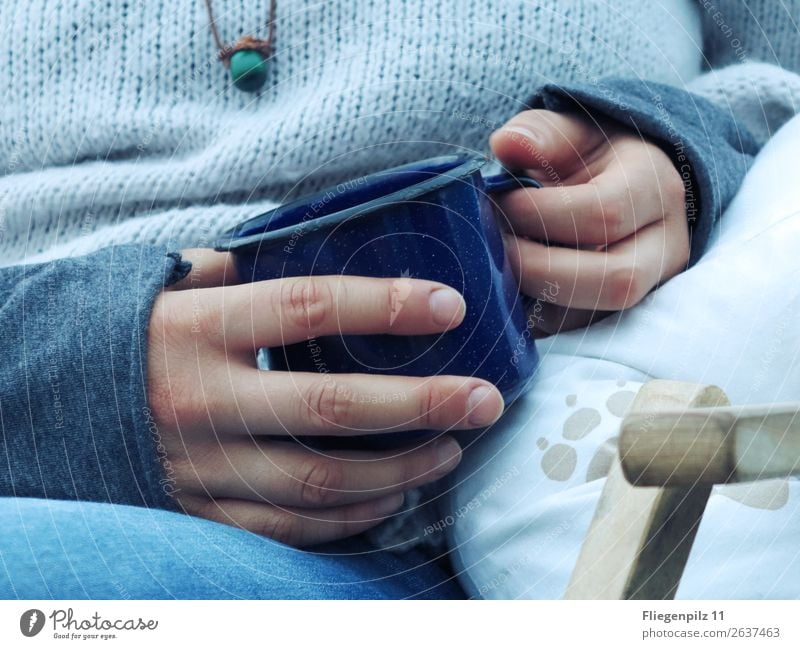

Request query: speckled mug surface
[{"left": 215, "top": 155, "right": 540, "bottom": 444}]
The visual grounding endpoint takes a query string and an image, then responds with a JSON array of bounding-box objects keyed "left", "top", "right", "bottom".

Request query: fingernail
[
  {"left": 429, "top": 288, "right": 465, "bottom": 327},
  {"left": 435, "top": 438, "right": 462, "bottom": 473},
  {"left": 374, "top": 492, "right": 405, "bottom": 517},
  {"left": 467, "top": 385, "right": 504, "bottom": 426},
  {"left": 500, "top": 125, "right": 541, "bottom": 147}
]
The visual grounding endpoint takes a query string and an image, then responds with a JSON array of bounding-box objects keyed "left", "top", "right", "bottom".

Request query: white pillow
[{"left": 446, "top": 114, "right": 800, "bottom": 599}]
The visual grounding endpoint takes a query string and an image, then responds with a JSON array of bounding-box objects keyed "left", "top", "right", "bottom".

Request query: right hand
[
  {"left": 489, "top": 109, "right": 689, "bottom": 334},
  {"left": 146, "top": 249, "right": 504, "bottom": 547}
]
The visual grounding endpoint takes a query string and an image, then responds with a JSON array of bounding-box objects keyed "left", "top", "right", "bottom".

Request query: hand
[
  {"left": 147, "top": 249, "right": 504, "bottom": 547},
  {"left": 490, "top": 109, "right": 689, "bottom": 334}
]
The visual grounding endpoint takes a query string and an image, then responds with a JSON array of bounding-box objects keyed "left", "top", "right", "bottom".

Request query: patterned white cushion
[{"left": 447, "top": 114, "right": 800, "bottom": 599}]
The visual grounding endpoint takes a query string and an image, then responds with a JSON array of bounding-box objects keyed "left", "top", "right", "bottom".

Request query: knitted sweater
[
  {"left": 1, "top": 1, "right": 798, "bottom": 527},
  {"left": 2, "top": 0, "right": 798, "bottom": 265}
]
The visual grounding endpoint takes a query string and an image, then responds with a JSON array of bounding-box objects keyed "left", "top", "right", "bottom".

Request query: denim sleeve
[
  {"left": 0, "top": 245, "right": 191, "bottom": 510},
  {"left": 527, "top": 78, "right": 760, "bottom": 265}
]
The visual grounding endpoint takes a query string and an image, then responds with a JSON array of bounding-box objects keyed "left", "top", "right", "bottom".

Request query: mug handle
[
  {"left": 481, "top": 158, "right": 542, "bottom": 193},
  {"left": 481, "top": 158, "right": 542, "bottom": 315}
]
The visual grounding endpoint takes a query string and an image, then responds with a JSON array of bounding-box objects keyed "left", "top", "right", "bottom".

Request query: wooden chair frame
[{"left": 566, "top": 380, "right": 800, "bottom": 600}]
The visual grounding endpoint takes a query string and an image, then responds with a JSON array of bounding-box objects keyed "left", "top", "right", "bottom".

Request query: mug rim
[{"left": 213, "top": 154, "right": 487, "bottom": 253}]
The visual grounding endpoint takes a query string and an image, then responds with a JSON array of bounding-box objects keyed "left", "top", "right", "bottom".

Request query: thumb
[{"left": 489, "top": 109, "right": 606, "bottom": 181}]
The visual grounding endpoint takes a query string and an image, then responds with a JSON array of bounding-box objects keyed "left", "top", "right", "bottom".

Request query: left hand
[
  {"left": 489, "top": 109, "right": 690, "bottom": 334},
  {"left": 146, "top": 249, "right": 500, "bottom": 547}
]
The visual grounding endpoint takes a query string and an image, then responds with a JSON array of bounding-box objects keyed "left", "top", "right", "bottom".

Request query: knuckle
[
  {"left": 302, "top": 379, "right": 355, "bottom": 431},
  {"left": 169, "top": 451, "right": 201, "bottom": 490},
  {"left": 584, "top": 192, "right": 623, "bottom": 244},
  {"left": 184, "top": 292, "right": 224, "bottom": 347},
  {"left": 278, "top": 277, "right": 336, "bottom": 333},
  {"left": 150, "top": 368, "right": 200, "bottom": 429},
  {"left": 600, "top": 189, "right": 629, "bottom": 241},
  {"left": 380, "top": 453, "right": 420, "bottom": 490},
  {"left": 604, "top": 262, "right": 648, "bottom": 310},
  {"left": 151, "top": 292, "right": 193, "bottom": 351},
  {"left": 385, "top": 281, "right": 399, "bottom": 327},
  {"left": 417, "top": 382, "right": 447, "bottom": 429},
  {"left": 174, "top": 493, "right": 204, "bottom": 517},
  {"left": 396, "top": 454, "right": 425, "bottom": 487},
  {"left": 177, "top": 368, "right": 228, "bottom": 429},
  {"left": 195, "top": 499, "right": 222, "bottom": 523},
  {"left": 297, "top": 458, "right": 345, "bottom": 507},
  {"left": 258, "top": 511, "right": 302, "bottom": 546}
]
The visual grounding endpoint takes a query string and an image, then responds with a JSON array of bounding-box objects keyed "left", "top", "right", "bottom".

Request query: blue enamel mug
[{"left": 214, "top": 155, "right": 540, "bottom": 445}]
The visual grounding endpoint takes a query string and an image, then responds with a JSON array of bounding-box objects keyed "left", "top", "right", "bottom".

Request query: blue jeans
[{"left": 0, "top": 498, "right": 464, "bottom": 599}]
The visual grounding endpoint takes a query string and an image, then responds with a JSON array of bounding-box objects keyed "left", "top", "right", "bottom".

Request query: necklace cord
[
  {"left": 203, "top": 0, "right": 277, "bottom": 64},
  {"left": 203, "top": 0, "right": 226, "bottom": 53}
]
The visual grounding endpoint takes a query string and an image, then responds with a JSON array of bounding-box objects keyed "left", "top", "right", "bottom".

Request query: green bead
[{"left": 229, "top": 49, "right": 268, "bottom": 92}]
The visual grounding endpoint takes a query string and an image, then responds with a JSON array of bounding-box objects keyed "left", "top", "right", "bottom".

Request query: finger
[
  {"left": 184, "top": 275, "right": 466, "bottom": 351},
  {"left": 188, "top": 368, "right": 504, "bottom": 437},
  {"left": 493, "top": 142, "right": 681, "bottom": 245},
  {"left": 169, "top": 248, "right": 241, "bottom": 289},
  {"left": 505, "top": 216, "right": 689, "bottom": 311},
  {"left": 185, "top": 436, "right": 462, "bottom": 508},
  {"left": 489, "top": 109, "right": 607, "bottom": 180},
  {"left": 190, "top": 493, "right": 406, "bottom": 547}
]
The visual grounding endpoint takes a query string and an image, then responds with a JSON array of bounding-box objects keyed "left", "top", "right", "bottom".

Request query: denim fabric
[
  {"left": 0, "top": 498, "right": 464, "bottom": 599},
  {"left": 0, "top": 246, "right": 189, "bottom": 511},
  {"left": 528, "top": 78, "right": 759, "bottom": 264}
]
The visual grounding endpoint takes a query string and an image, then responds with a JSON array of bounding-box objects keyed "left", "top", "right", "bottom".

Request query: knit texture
[
  {"left": 1, "top": 0, "right": 710, "bottom": 263},
  {"left": 689, "top": 62, "right": 800, "bottom": 146},
  {"left": 699, "top": 0, "right": 800, "bottom": 74},
  {"left": 3, "top": 1, "right": 798, "bottom": 266}
]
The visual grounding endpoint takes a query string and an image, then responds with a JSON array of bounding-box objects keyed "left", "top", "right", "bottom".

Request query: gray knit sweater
[{"left": 2, "top": 0, "right": 798, "bottom": 265}]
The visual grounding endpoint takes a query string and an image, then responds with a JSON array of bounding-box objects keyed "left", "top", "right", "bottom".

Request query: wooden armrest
[
  {"left": 620, "top": 403, "right": 800, "bottom": 487},
  {"left": 565, "top": 380, "right": 729, "bottom": 600}
]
